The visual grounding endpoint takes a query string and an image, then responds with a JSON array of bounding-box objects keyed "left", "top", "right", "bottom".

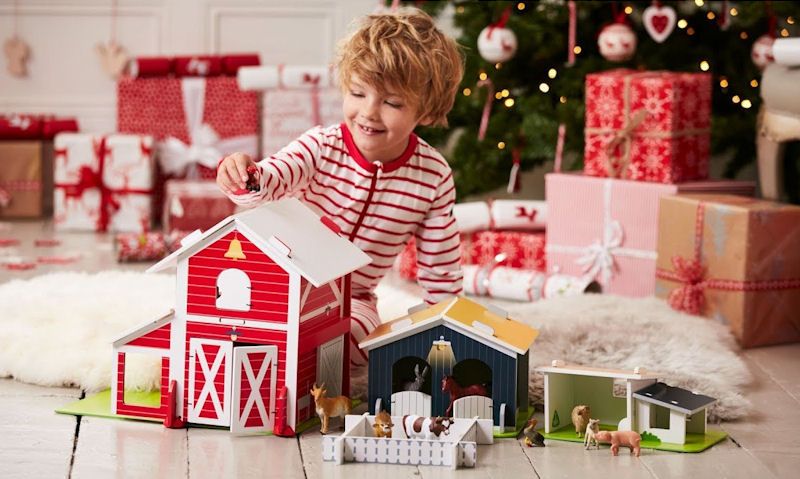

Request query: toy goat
[
  {"left": 594, "top": 430, "right": 642, "bottom": 457},
  {"left": 571, "top": 405, "right": 591, "bottom": 437},
  {"left": 441, "top": 375, "right": 489, "bottom": 416},
  {"left": 584, "top": 418, "right": 601, "bottom": 450},
  {"left": 402, "top": 415, "right": 453, "bottom": 441},
  {"left": 373, "top": 410, "right": 394, "bottom": 438},
  {"left": 310, "top": 383, "right": 350, "bottom": 434},
  {"left": 403, "top": 364, "right": 429, "bottom": 391}
]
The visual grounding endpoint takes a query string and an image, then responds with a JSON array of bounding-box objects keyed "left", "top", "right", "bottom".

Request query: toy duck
[{"left": 522, "top": 418, "right": 546, "bottom": 447}]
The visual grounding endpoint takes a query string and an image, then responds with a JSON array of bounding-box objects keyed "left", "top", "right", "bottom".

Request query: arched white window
[{"left": 216, "top": 268, "right": 251, "bottom": 311}]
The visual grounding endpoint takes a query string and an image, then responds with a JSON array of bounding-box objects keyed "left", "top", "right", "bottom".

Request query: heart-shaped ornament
[
  {"left": 643, "top": 4, "right": 677, "bottom": 44},
  {"left": 96, "top": 41, "right": 129, "bottom": 79}
]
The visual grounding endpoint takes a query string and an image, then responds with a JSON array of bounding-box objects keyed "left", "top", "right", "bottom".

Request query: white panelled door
[
  {"left": 188, "top": 338, "right": 233, "bottom": 426},
  {"left": 231, "top": 345, "right": 279, "bottom": 434},
  {"left": 317, "top": 336, "right": 344, "bottom": 398}
]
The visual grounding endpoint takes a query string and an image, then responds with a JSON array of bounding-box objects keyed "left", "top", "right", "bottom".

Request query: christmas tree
[{"left": 405, "top": 1, "right": 800, "bottom": 198}]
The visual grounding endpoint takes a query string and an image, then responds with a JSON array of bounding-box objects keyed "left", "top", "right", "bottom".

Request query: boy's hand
[{"left": 217, "top": 152, "right": 255, "bottom": 195}]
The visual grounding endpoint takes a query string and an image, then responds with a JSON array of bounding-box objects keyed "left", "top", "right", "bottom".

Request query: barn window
[{"left": 216, "top": 268, "right": 251, "bottom": 311}]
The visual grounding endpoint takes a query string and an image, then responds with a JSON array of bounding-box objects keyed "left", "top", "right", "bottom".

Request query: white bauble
[
  {"left": 477, "top": 25, "right": 518, "bottom": 63},
  {"left": 751, "top": 34, "right": 775, "bottom": 70},
  {"left": 598, "top": 23, "right": 637, "bottom": 62}
]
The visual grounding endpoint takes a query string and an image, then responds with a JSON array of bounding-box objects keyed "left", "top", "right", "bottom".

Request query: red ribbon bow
[
  {"left": 666, "top": 256, "right": 706, "bottom": 315},
  {"left": 302, "top": 73, "right": 320, "bottom": 85}
]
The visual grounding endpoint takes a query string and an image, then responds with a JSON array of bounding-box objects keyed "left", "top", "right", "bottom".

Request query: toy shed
[
  {"left": 111, "top": 198, "right": 371, "bottom": 434},
  {"left": 633, "top": 382, "right": 717, "bottom": 445},
  {"left": 359, "top": 297, "right": 538, "bottom": 434}
]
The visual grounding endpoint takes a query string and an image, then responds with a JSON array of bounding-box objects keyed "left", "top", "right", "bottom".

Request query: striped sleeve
[
  {"left": 226, "top": 127, "right": 323, "bottom": 207},
  {"left": 415, "top": 170, "right": 463, "bottom": 304}
]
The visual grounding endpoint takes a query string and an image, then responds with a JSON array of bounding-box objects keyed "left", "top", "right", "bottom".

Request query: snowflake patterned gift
[{"left": 584, "top": 69, "right": 711, "bottom": 184}]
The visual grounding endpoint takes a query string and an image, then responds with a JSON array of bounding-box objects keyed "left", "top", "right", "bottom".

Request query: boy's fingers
[
  {"left": 235, "top": 157, "right": 250, "bottom": 185},
  {"left": 227, "top": 163, "right": 245, "bottom": 189}
]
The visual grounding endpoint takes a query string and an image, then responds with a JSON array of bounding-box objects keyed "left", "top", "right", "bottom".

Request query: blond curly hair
[{"left": 336, "top": 8, "right": 464, "bottom": 127}]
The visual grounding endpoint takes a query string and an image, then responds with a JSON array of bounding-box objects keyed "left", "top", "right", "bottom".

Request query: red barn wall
[
  {"left": 187, "top": 229, "right": 290, "bottom": 323},
  {"left": 300, "top": 278, "right": 341, "bottom": 317},
  {"left": 296, "top": 348, "right": 317, "bottom": 424},
  {"left": 126, "top": 323, "right": 171, "bottom": 349},
  {"left": 115, "top": 353, "right": 170, "bottom": 419}
]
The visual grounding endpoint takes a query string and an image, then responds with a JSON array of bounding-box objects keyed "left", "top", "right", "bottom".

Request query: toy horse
[{"left": 441, "top": 375, "right": 489, "bottom": 416}]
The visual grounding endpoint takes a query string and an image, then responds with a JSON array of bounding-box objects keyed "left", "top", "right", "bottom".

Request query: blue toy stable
[{"left": 359, "top": 297, "right": 538, "bottom": 433}]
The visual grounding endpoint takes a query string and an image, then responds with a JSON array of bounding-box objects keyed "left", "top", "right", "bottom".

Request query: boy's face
[{"left": 343, "top": 75, "right": 429, "bottom": 163}]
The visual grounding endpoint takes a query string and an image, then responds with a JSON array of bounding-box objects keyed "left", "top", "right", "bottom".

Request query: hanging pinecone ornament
[
  {"left": 751, "top": 34, "right": 775, "bottom": 70},
  {"left": 477, "top": 7, "right": 517, "bottom": 64},
  {"left": 598, "top": 19, "right": 637, "bottom": 62}
]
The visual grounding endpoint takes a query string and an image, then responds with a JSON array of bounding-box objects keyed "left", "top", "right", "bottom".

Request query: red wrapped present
[
  {"left": 163, "top": 179, "right": 237, "bottom": 234},
  {"left": 584, "top": 69, "right": 711, "bottom": 183},
  {"left": 546, "top": 173, "right": 755, "bottom": 297},
  {"left": 656, "top": 194, "right": 800, "bottom": 348},
  {"left": 118, "top": 75, "right": 259, "bottom": 221},
  {"left": 53, "top": 133, "right": 155, "bottom": 232},
  {"left": 129, "top": 54, "right": 260, "bottom": 78},
  {"left": 395, "top": 230, "right": 546, "bottom": 281},
  {"left": 0, "top": 114, "right": 78, "bottom": 140}
]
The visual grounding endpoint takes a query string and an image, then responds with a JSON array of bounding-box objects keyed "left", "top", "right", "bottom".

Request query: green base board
[
  {"left": 542, "top": 424, "right": 727, "bottom": 453},
  {"left": 56, "top": 389, "right": 361, "bottom": 436}
]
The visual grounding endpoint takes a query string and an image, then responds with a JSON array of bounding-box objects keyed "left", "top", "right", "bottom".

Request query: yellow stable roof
[{"left": 359, "top": 296, "right": 538, "bottom": 357}]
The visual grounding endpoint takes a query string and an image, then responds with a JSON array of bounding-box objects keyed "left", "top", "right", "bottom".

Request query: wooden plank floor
[{"left": 1, "top": 220, "right": 799, "bottom": 478}]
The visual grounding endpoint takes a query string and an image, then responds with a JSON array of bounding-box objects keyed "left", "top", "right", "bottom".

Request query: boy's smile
[{"left": 343, "top": 76, "right": 430, "bottom": 164}]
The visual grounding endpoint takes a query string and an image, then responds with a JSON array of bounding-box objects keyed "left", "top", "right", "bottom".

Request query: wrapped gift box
[
  {"left": 395, "top": 230, "right": 546, "bottom": 281},
  {"left": 656, "top": 194, "right": 800, "bottom": 348},
  {"left": 118, "top": 75, "right": 259, "bottom": 221},
  {"left": 163, "top": 179, "right": 237, "bottom": 234},
  {"left": 545, "top": 173, "right": 755, "bottom": 297},
  {"left": 54, "top": 133, "right": 155, "bottom": 232},
  {"left": 454, "top": 199, "right": 547, "bottom": 233},
  {"left": 0, "top": 142, "right": 44, "bottom": 218},
  {"left": 584, "top": 69, "right": 711, "bottom": 183}
]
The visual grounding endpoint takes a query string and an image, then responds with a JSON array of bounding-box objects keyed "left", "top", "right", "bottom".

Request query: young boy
[{"left": 217, "top": 8, "right": 464, "bottom": 373}]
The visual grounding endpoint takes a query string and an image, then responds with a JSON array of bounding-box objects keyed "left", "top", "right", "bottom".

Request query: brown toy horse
[{"left": 441, "top": 376, "right": 489, "bottom": 416}]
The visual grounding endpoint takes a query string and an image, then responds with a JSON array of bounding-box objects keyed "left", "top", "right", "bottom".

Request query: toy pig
[
  {"left": 594, "top": 430, "right": 641, "bottom": 457},
  {"left": 571, "top": 405, "right": 591, "bottom": 437}
]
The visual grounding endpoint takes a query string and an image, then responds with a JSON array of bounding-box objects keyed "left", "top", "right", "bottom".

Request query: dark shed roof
[{"left": 633, "top": 382, "right": 717, "bottom": 415}]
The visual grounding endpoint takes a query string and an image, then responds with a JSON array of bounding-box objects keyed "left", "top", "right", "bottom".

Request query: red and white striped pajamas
[{"left": 225, "top": 123, "right": 463, "bottom": 367}]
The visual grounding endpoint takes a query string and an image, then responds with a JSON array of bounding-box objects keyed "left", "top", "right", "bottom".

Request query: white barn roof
[{"left": 147, "top": 198, "right": 371, "bottom": 287}]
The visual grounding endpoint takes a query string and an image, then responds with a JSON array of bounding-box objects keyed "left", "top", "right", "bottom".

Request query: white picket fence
[
  {"left": 452, "top": 395, "right": 493, "bottom": 420},
  {"left": 390, "top": 391, "right": 431, "bottom": 416},
  {"left": 321, "top": 413, "right": 493, "bottom": 469}
]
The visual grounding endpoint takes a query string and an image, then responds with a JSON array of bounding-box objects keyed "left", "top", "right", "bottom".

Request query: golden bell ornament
[{"left": 224, "top": 238, "right": 246, "bottom": 260}]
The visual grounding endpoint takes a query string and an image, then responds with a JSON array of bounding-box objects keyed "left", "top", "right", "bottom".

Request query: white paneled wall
[{"left": 0, "top": 0, "right": 376, "bottom": 133}]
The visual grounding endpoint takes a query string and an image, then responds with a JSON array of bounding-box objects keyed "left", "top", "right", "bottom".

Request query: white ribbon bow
[
  {"left": 158, "top": 78, "right": 258, "bottom": 177},
  {"left": 9, "top": 115, "right": 31, "bottom": 130},
  {"left": 576, "top": 219, "right": 623, "bottom": 285}
]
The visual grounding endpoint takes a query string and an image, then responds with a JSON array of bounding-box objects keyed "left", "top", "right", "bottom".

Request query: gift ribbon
[
  {"left": 546, "top": 178, "right": 657, "bottom": 284},
  {"left": 655, "top": 201, "right": 800, "bottom": 315},
  {"left": 584, "top": 72, "right": 710, "bottom": 179},
  {"left": 54, "top": 137, "right": 153, "bottom": 232},
  {"left": 0, "top": 179, "right": 41, "bottom": 209},
  {"left": 158, "top": 78, "right": 258, "bottom": 177}
]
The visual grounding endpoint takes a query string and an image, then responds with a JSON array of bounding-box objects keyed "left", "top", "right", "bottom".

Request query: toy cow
[
  {"left": 594, "top": 430, "right": 641, "bottom": 457},
  {"left": 402, "top": 415, "right": 452, "bottom": 440}
]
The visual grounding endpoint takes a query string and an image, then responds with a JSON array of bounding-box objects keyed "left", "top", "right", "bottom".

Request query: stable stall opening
[
  {"left": 391, "top": 356, "right": 432, "bottom": 395},
  {"left": 451, "top": 359, "right": 492, "bottom": 392}
]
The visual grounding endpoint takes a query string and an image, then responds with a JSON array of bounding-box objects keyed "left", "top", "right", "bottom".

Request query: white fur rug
[{"left": 0, "top": 271, "right": 752, "bottom": 421}]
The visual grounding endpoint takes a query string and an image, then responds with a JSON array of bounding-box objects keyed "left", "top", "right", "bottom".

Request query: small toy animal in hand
[
  {"left": 310, "top": 383, "right": 351, "bottom": 434},
  {"left": 571, "top": 405, "right": 591, "bottom": 437},
  {"left": 594, "top": 430, "right": 641, "bottom": 457},
  {"left": 373, "top": 410, "right": 394, "bottom": 438},
  {"left": 584, "top": 418, "right": 600, "bottom": 450},
  {"left": 233, "top": 165, "right": 261, "bottom": 195},
  {"left": 522, "top": 418, "right": 546, "bottom": 447}
]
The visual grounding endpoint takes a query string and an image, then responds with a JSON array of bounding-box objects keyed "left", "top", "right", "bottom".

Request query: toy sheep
[{"left": 571, "top": 405, "right": 591, "bottom": 437}]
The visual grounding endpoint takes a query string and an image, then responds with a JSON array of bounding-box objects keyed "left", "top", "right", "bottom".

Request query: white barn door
[
  {"left": 391, "top": 391, "right": 432, "bottom": 416},
  {"left": 453, "top": 396, "right": 493, "bottom": 420},
  {"left": 230, "top": 345, "right": 278, "bottom": 434},
  {"left": 188, "top": 339, "right": 233, "bottom": 426},
  {"left": 317, "top": 336, "right": 344, "bottom": 398}
]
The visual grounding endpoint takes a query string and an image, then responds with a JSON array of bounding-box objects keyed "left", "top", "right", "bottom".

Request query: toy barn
[
  {"left": 359, "top": 297, "right": 538, "bottom": 434},
  {"left": 110, "top": 198, "right": 371, "bottom": 434}
]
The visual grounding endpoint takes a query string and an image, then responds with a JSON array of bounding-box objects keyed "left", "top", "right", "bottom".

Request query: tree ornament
[
  {"left": 751, "top": 34, "right": 776, "bottom": 70},
  {"left": 4, "top": 36, "right": 30, "bottom": 77},
  {"left": 477, "top": 7, "right": 517, "bottom": 64},
  {"left": 97, "top": 0, "right": 129, "bottom": 79},
  {"left": 643, "top": 2, "right": 676, "bottom": 43},
  {"left": 598, "top": 18, "right": 637, "bottom": 62}
]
